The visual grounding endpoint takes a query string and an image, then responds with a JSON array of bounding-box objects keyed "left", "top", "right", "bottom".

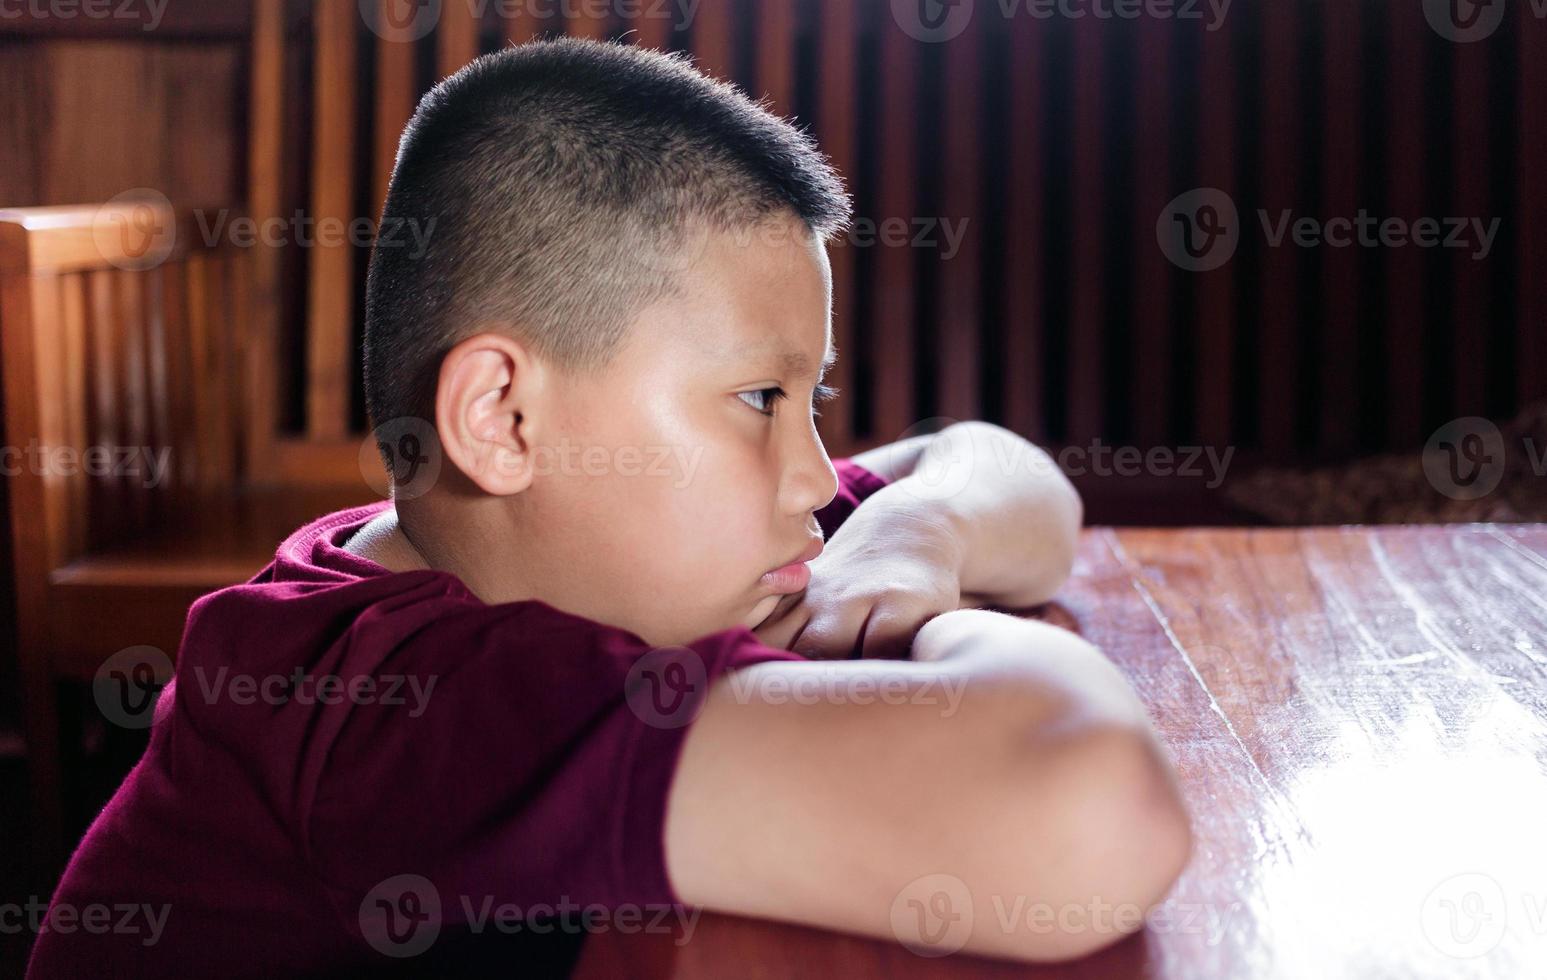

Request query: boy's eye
[
  {"left": 738, "top": 387, "right": 787, "bottom": 416},
  {"left": 738, "top": 383, "right": 842, "bottom": 418}
]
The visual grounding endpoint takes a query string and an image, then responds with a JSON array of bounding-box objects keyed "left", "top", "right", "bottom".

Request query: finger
[
  {"left": 789, "top": 613, "right": 862, "bottom": 660},
  {"left": 858, "top": 605, "right": 933, "bottom": 660}
]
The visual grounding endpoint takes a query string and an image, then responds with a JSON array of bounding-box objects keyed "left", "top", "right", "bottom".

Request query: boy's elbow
[{"left": 958, "top": 725, "right": 1193, "bottom": 963}]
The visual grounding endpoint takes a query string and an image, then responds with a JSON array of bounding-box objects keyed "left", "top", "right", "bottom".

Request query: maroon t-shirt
[{"left": 27, "top": 459, "right": 891, "bottom": 978}]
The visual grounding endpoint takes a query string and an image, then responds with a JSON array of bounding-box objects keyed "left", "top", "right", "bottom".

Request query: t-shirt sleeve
[
  {"left": 814, "top": 456, "right": 892, "bottom": 540},
  {"left": 301, "top": 600, "right": 802, "bottom": 944}
]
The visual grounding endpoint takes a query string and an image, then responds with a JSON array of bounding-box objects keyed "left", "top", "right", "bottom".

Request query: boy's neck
[{"left": 342, "top": 507, "right": 432, "bottom": 575}]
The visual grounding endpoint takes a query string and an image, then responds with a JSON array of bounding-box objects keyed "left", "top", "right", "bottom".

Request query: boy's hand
[{"left": 751, "top": 498, "right": 965, "bottom": 660}]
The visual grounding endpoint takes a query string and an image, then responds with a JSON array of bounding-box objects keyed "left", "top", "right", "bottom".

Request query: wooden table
[{"left": 575, "top": 525, "right": 1547, "bottom": 979}]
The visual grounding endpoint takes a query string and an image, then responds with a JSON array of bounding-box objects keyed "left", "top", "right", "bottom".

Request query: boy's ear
[{"left": 433, "top": 329, "right": 547, "bottom": 496}]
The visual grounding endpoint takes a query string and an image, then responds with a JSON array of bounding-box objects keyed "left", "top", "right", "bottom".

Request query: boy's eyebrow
[{"left": 778, "top": 346, "right": 838, "bottom": 380}]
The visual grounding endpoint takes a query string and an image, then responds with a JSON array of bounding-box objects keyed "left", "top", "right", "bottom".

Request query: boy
[{"left": 28, "top": 38, "right": 1189, "bottom": 976}]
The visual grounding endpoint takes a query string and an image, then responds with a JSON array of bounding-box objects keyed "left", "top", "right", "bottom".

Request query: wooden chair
[{"left": 0, "top": 200, "right": 373, "bottom": 875}]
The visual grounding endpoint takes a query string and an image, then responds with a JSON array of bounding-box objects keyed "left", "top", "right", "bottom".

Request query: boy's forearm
[{"left": 857, "top": 422, "right": 1083, "bottom": 609}]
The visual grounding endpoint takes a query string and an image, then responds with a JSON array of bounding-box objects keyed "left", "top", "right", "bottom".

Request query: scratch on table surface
[
  {"left": 1366, "top": 533, "right": 1547, "bottom": 729},
  {"left": 1102, "top": 529, "right": 1280, "bottom": 803}
]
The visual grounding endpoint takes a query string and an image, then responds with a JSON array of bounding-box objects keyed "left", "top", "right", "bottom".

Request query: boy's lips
[{"left": 760, "top": 538, "right": 824, "bottom": 594}]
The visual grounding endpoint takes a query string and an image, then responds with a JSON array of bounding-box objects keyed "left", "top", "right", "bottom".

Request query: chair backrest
[{"left": 0, "top": 200, "right": 247, "bottom": 578}]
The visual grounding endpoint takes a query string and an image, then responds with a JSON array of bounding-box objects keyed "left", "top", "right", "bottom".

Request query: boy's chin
[{"left": 746, "top": 592, "right": 781, "bottom": 632}]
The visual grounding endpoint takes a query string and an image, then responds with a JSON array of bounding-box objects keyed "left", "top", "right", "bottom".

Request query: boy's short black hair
[{"left": 363, "top": 37, "right": 854, "bottom": 432}]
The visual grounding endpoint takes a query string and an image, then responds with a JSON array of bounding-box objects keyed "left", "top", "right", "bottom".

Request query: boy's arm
[
  {"left": 664, "top": 608, "right": 1192, "bottom": 963},
  {"left": 849, "top": 422, "right": 1082, "bottom": 609}
]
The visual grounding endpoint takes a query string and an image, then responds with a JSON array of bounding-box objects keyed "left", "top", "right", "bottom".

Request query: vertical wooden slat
[
  {"left": 185, "top": 252, "right": 215, "bottom": 490},
  {"left": 118, "top": 269, "right": 151, "bottom": 528},
  {"left": 1066, "top": 16, "right": 1103, "bottom": 443},
  {"left": 159, "top": 261, "right": 195, "bottom": 499},
  {"left": 1256, "top": 5, "right": 1300, "bottom": 455},
  {"left": 1003, "top": 11, "right": 1045, "bottom": 443},
  {"left": 437, "top": 0, "right": 483, "bottom": 78},
  {"left": 246, "top": 0, "right": 283, "bottom": 475},
  {"left": 504, "top": 4, "right": 544, "bottom": 46},
  {"left": 307, "top": 0, "right": 357, "bottom": 441},
  {"left": 1131, "top": 20, "right": 1172, "bottom": 449},
  {"left": 691, "top": 0, "right": 735, "bottom": 83},
  {"left": 622, "top": 0, "right": 674, "bottom": 51},
  {"left": 85, "top": 269, "right": 125, "bottom": 545},
  {"left": 59, "top": 272, "right": 90, "bottom": 558},
  {"left": 142, "top": 263, "right": 171, "bottom": 505},
  {"left": 208, "top": 255, "right": 236, "bottom": 487},
  {"left": 937, "top": 14, "right": 982, "bottom": 424},
  {"left": 373, "top": 0, "right": 416, "bottom": 221},
  {"left": 1520, "top": 5, "right": 1547, "bottom": 408},
  {"left": 1384, "top": 2, "right": 1426, "bottom": 448},
  {"left": 814, "top": 0, "right": 857, "bottom": 451},
  {"left": 567, "top": 6, "right": 612, "bottom": 40},
  {"left": 754, "top": 0, "right": 796, "bottom": 116},
  {"left": 871, "top": 19, "right": 918, "bottom": 441},
  {"left": 1195, "top": 14, "right": 1236, "bottom": 448},
  {"left": 1318, "top": 0, "right": 1360, "bottom": 456},
  {"left": 1451, "top": 25, "right": 1491, "bottom": 420}
]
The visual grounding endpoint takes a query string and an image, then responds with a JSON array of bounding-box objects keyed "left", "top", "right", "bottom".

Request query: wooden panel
[
  {"left": 306, "top": 0, "right": 358, "bottom": 441},
  {"left": 503, "top": 4, "right": 546, "bottom": 45},
  {"left": 1317, "top": 0, "right": 1360, "bottom": 455},
  {"left": 372, "top": 0, "right": 417, "bottom": 220},
  {"left": 1194, "top": 20, "right": 1235, "bottom": 447},
  {"left": 1065, "top": 16, "right": 1104, "bottom": 444},
  {"left": 1129, "top": 20, "right": 1174, "bottom": 449},
  {"left": 84, "top": 268, "right": 126, "bottom": 546},
  {"left": 58, "top": 272, "right": 90, "bottom": 558},
  {"left": 567, "top": 6, "right": 612, "bottom": 40},
  {"left": 813, "top": 0, "right": 857, "bottom": 452},
  {"left": 1384, "top": 2, "right": 1426, "bottom": 449},
  {"left": 869, "top": 19, "right": 918, "bottom": 442},
  {"left": 247, "top": 0, "right": 284, "bottom": 479},
  {"left": 690, "top": 0, "right": 735, "bottom": 83},
  {"left": 621, "top": 0, "right": 675, "bottom": 51},
  {"left": 0, "top": 41, "right": 241, "bottom": 209},
  {"left": 937, "top": 15, "right": 981, "bottom": 424},
  {"left": 753, "top": 0, "right": 796, "bottom": 116},
  {"left": 438, "top": 0, "right": 484, "bottom": 78},
  {"left": 1519, "top": 8, "right": 1547, "bottom": 408},
  {"left": 1450, "top": 30, "right": 1491, "bottom": 420},
  {"left": 1002, "top": 12, "right": 1045, "bottom": 443},
  {"left": 1257, "top": 3, "right": 1301, "bottom": 455}
]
